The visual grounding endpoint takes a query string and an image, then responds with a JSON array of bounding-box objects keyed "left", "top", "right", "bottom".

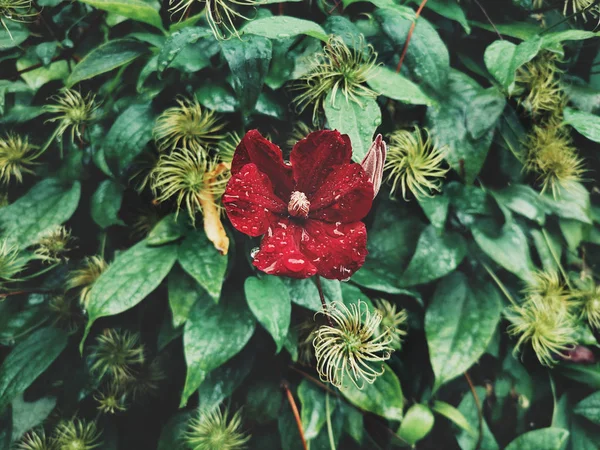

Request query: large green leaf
[
  {"left": 243, "top": 16, "right": 328, "bottom": 41},
  {"left": 324, "top": 92, "right": 381, "bottom": 162},
  {"left": 168, "top": 265, "right": 206, "bottom": 328},
  {"left": 11, "top": 394, "right": 56, "bottom": 442},
  {"left": 181, "top": 290, "right": 255, "bottom": 407},
  {"left": 400, "top": 225, "right": 467, "bottom": 286},
  {"left": 504, "top": 428, "right": 569, "bottom": 450},
  {"left": 563, "top": 107, "right": 600, "bottom": 143},
  {"left": 0, "top": 328, "right": 67, "bottom": 411},
  {"left": 0, "top": 22, "right": 29, "bottom": 50},
  {"left": 90, "top": 179, "right": 124, "bottom": 229},
  {"left": 426, "top": 272, "right": 503, "bottom": 391},
  {"left": 157, "top": 27, "right": 213, "bottom": 75},
  {"left": 298, "top": 380, "right": 327, "bottom": 440},
  {"left": 282, "top": 278, "right": 321, "bottom": 311},
  {"left": 339, "top": 364, "right": 403, "bottom": 421},
  {"left": 397, "top": 404, "right": 435, "bottom": 445},
  {"left": 366, "top": 65, "right": 434, "bottom": 106},
  {"left": 244, "top": 276, "right": 291, "bottom": 352},
  {"left": 220, "top": 35, "right": 272, "bottom": 118},
  {"left": 177, "top": 229, "right": 228, "bottom": 303},
  {"left": 415, "top": 0, "right": 470, "bottom": 33},
  {"left": 377, "top": 9, "right": 450, "bottom": 92},
  {"left": 574, "top": 391, "right": 600, "bottom": 425},
  {"left": 83, "top": 240, "right": 178, "bottom": 347},
  {"left": 0, "top": 179, "right": 80, "bottom": 248},
  {"left": 67, "top": 39, "right": 148, "bottom": 87},
  {"left": 457, "top": 386, "right": 499, "bottom": 450},
  {"left": 76, "top": 0, "right": 162, "bottom": 29}
]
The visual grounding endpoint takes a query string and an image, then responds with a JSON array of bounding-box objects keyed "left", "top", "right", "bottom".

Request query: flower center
[{"left": 288, "top": 191, "right": 310, "bottom": 218}]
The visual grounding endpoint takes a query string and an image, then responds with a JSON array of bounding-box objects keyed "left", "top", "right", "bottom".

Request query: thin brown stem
[
  {"left": 289, "top": 365, "right": 338, "bottom": 396},
  {"left": 395, "top": 0, "right": 428, "bottom": 74},
  {"left": 315, "top": 275, "right": 334, "bottom": 327},
  {"left": 472, "top": 0, "right": 503, "bottom": 40},
  {"left": 464, "top": 371, "right": 483, "bottom": 450},
  {"left": 282, "top": 381, "right": 308, "bottom": 450}
]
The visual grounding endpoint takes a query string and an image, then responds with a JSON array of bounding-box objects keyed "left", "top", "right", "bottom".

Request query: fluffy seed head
[
  {"left": 286, "top": 122, "right": 314, "bottom": 150},
  {"left": 507, "top": 295, "right": 577, "bottom": 366},
  {"left": 94, "top": 383, "right": 128, "bottom": 415},
  {"left": 14, "top": 430, "right": 54, "bottom": 450},
  {"left": 48, "top": 294, "right": 83, "bottom": 333},
  {"left": 45, "top": 90, "right": 98, "bottom": 142},
  {"left": 313, "top": 300, "right": 394, "bottom": 388},
  {"left": 126, "top": 357, "right": 166, "bottom": 400},
  {"left": 150, "top": 148, "right": 228, "bottom": 225},
  {"left": 0, "top": 132, "right": 39, "bottom": 185},
  {"left": 34, "top": 226, "right": 73, "bottom": 263},
  {"left": 384, "top": 127, "right": 448, "bottom": 200},
  {"left": 153, "top": 97, "right": 226, "bottom": 152},
  {"left": 216, "top": 131, "right": 241, "bottom": 165},
  {"left": 0, "top": 238, "right": 27, "bottom": 283},
  {"left": 67, "top": 256, "right": 108, "bottom": 308},
  {"left": 374, "top": 298, "right": 407, "bottom": 350},
  {"left": 185, "top": 407, "right": 250, "bottom": 450},
  {"left": 0, "top": 0, "right": 37, "bottom": 39},
  {"left": 515, "top": 52, "right": 565, "bottom": 118},
  {"left": 523, "top": 270, "right": 575, "bottom": 313},
  {"left": 54, "top": 419, "right": 102, "bottom": 450},
  {"left": 576, "top": 283, "right": 600, "bottom": 329},
  {"left": 88, "top": 329, "right": 145, "bottom": 382},
  {"left": 563, "top": 0, "right": 600, "bottom": 22},
  {"left": 525, "top": 124, "right": 585, "bottom": 198},
  {"left": 294, "top": 36, "right": 379, "bottom": 124}
]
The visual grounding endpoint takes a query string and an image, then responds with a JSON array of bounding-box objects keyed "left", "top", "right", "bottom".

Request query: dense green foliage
[{"left": 1, "top": 0, "right": 600, "bottom": 448}]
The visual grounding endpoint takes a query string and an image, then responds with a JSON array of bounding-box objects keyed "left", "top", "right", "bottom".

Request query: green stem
[
  {"left": 325, "top": 392, "right": 336, "bottom": 450},
  {"left": 541, "top": 228, "right": 572, "bottom": 289},
  {"left": 481, "top": 262, "right": 518, "bottom": 306},
  {"left": 21, "top": 262, "right": 60, "bottom": 280},
  {"left": 315, "top": 275, "right": 334, "bottom": 327},
  {"left": 539, "top": 0, "right": 600, "bottom": 34}
]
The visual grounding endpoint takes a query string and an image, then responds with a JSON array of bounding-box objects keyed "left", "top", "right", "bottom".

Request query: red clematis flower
[{"left": 223, "top": 129, "right": 374, "bottom": 280}]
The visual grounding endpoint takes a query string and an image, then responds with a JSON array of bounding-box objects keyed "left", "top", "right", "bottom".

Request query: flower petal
[
  {"left": 253, "top": 219, "right": 318, "bottom": 279},
  {"left": 309, "top": 163, "right": 373, "bottom": 223},
  {"left": 223, "top": 163, "right": 287, "bottom": 237},
  {"left": 290, "top": 130, "right": 352, "bottom": 198},
  {"left": 231, "top": 129, "right": 293, "bottom": 199},
  {"left": 300, "top": 220, "right": 368, "bottom": 280}
]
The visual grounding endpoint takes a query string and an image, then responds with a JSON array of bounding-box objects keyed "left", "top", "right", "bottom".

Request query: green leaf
[
  {"left": 542, "top": 182, "right": 592, "bottom": 224},
  {"left": 465, "top": 87, "right": 506, "bottom": 139},
  {"left": 16, "top": 57, "right": 69, "bottom": 90},
  {"left": 103, "top": 102, "right": 155, "bottom": 175},
  {"left": 67, "top": 39, "right": 148, "bottom": 87},
  {"left": 492, "top": 185, "right": 546, "bottom": 225},
  {"left": 298, "top": 380, "right": 326, "bottom": 440},
  {"left": 472, "top": 219, "right": 534, "bottom": 282},
  {"left": 0, "top": 328, "right": 67, "bottom": 411},
  {"left": 457, "top": 386, "right": 499, "bottom": 450},
  {"left": 563, "top": 107, "right": 600, "bottom": 143},
  {"left": 426, "top": 71, "right": 495, "bottom": 184},
  {"left": 243, "top": 16, "right": 328, "bottom": 41},
  {"left": 177, "top": 229, "right": 228, "bottom": 303},
  {"left": 0, "top": 295, "right": 47, "bottom": 346},
  {"left": 377, "top": 9, "right": 450, "bottom": 92},
  {"left": 76, "top": 0, "right": 163, "bottom": 29},
  {"left": 157, "top": 412, "right": 191, "bottom": 450},
  {"left": 400, "top": 225, "right": 467, "bottom": 286},
  {"left": 366, "top": 65, "right": 434, "bottom": 106},
  {"left": 147, "top": 214, "right": 187, "bottom": 246},
  {"left": 220, "top": 35, "right": 272, "bottom": 118},
  {"left": 484, "top": 39, "right": 539, "bottom": 91},
  {"left": 417, "top": 194, "right": 449, "bottom": 229},
  {"left": 339, "top": 364, "right": 403, "bottom": 421},
  {"left": 504, "top": 428, "right": 569, "bottom": 450},
  {"left": 196, "top": 83, "right": 239, "bottom": 113},
  {"left": 0, "top": 22, "right": 29, "bottom": 50},
  {"left": 574, "top": 391, "right": 600, "bottom": 424},
  {"left": 83, "top": 240, "right": 178, "bottom": 346},
  {"left": 426, "top": 272, "right": 503, "bottom": 391},
  {"left": 181, "top": 290, "right": 255, "bottom": 407},
  {"left": 282, "top": 278, "right": 321, "bottom": 311},
  {"left": 415, "top": 0, "right": 470, "bottom": 33},
  {"left": 431, "top": 400, "right": 476, "bottom": 436},
  {"left": 397, "top": 404, "right": 435, "bottom": 445},
  {"left": 90, "top": 180, "right": 124, "bottom": 229},
  {"left": 324, "top": 92, "right": 381, "bottom": 162},
  {"left": 559, "top": 363, "right": 600, "bottom": 389},
  {"left": 244, "top": 276, "right": 291, "bottom": 352},
  {"left": 11, "top": 394, "right": 56, "bottom": 441},
  {"left": 0, "top": 179, "right": 81, "bottom": 248},
  {"left": 157, "top": 27, "right": 212, "bottom": 74},
  {"left": 168, "top": 265, "right": 205, "bottom": 328}
]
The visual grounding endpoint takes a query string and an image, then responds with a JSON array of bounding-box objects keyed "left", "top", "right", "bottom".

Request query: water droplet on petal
[{"left": 283, "top": 257, "right": 307, "bottom": 272}]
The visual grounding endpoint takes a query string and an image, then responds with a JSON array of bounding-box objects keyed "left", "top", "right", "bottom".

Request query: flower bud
[
  {"left": 562, "top": 345, "right": 596, "bottom": 365},
  {"left": 361, "top": 134, "right": 386, "bottom": 199}
]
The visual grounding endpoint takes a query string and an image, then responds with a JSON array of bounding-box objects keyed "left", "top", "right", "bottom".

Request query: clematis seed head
[
  {"left": 575, "top": 283, "right": 600, "bottom": 330},
  {"left": 153, "top": 97, "right": 226, "bottom": 152},
  {"left": 185, "top": 407, "right": 250, "bottom": 450},
  {"left": 313, "top": 300, "right": 394, "bottom": 388},
  {"left": 94, "top": 383, "right": 128, "bottom": 415},
  {"left": 563, "top": 0, "right": 600, "bottom": 22},
  {"left": 0, "top": 0, "right": 37, "bottom": 39},
  {"left": 67, "top": 256, "right": 108, "bottom": 308},
  {"left": 0, "top": 132, "right": 39, "bottom": 185},
  {"left": 45, "top": 89, "right": 98, "bottom": 143},
  {"left": 88, "top": 329, "right": 146, "bottom": 382},
  {"left": 14, "top": 429, "right": 54, "bottom": 450},
  {"left": 374, "top": 298, "right": 407, "bottom": 350},
  {"left": 54, "top": 419, "right": 102, "bottom": 450},
  {"left": 34, "top": 226, "right": 73, "bottom": 264},
  {"left": 0, "top": 238, "right": 27, "bottom": 284}
]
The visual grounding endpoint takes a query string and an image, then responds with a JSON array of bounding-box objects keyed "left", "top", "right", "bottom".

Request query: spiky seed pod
[
  {"left": 44, "top": 90, "right": 98, "bottom": 142},
  {"left": 153, "top": 97, "right": 226, "bottom": 152},
  {"left": 0, "top": 0, "right": 37, "bottom": 39},
  {"left": 34, "top": 226, "right": 73, "bottom": 263},
  {"left": 515, "top": 52, "right": 565, "bottom": 118},
  {"left": 296, "top": 319, "right": 321, "bottom": 366},
  {"left": 523, "top": 270, "right": 575, "bottom": 313},
  {"left": 0, "top": 238, "right": 27, "bottom": 283},
  {"left": 313, "top": 301, "right": 394, "bottom": 388},
  {"left": 48, "top": 294, "right": 83, "bottom": 333},
  {"left": 384, "top": 127, "right": 448, "bottom": 200},
  {"left": 53, "top": 419, "right": 102, "bottom": 450},
  {"left": 67, "top": 256, "right": 107, "bottom": 308},
  {"left": 373, "top": 298, "right": 407, "bottom": 350},
  {"left": 216, "top": 131, "right": 241, "bottom": 166},
  {"left": 168, "top": 0, "right": 260, "bottom": 40},
  {"left": 575, "top": 283, "right": 600, "bottom": 329},
  {"left": 150, "top": 148, "right": 229, "bottom": 225},
  {"left": 126, "top": 357, "right": 166, "bottom": 400},
  {"left": 94, "top": 383, "right": 128, "bottom": 414},
  {"left": 14, "top": 429, "right": 55, "bottom": 450},
  {"left": 507, "top": 295, "right": 577, "bottom": 366},
  {"left": 185, "top": 407, "right": 250, "bottom": 450},
  {"left": 0, "top": 132, "right": 39, "bottom": 185},
  {"left": 525, "top": 124, "right": 585, "bottom": 198},
  {"left": 293, "top": 36, "right": 379, "bottom": 124},
  {"left": 88, "top": 329, "right": 145, "bottom": 382},
  {"left": 563, "top": 0, "right": 600, "bottom": 22}
]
